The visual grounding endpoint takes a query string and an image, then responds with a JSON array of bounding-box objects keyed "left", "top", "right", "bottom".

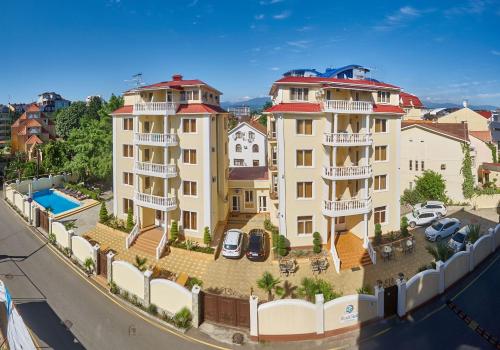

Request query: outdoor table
[
  {"left": 405, "top": 239, "right": 414, "bottom": 254},
  {"left": 382, "top": 245, "right": 393, "bottom": 261}
]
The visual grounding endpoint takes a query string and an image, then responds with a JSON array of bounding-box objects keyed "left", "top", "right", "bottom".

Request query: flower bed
[
  {"left": 373, "top": 231, "right": 413, "bottom": 247},
  {"left": 169, "top": 240, "right": 214, "bottom": 255}
]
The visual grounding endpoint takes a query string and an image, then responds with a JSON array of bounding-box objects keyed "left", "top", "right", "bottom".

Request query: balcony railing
[
  {"left": 323, "top": 133, "right": 372, "bottom": 146},
  {"left": 134, "top": 192, "right": 177, "bottom": 212},
  {"left": 268, "top": 131, "right": 277, "bottom": 140},
  {"left": 133, "top": 102, "right": 177, "bottom": 115},
  {"left": 323, "top": 100, "right": 373, "bottom": 114},
  {"left": 134, "top": 162, "right": 177, "bottom": 178},
  {"left": 322, "top": 198, "right": 372, "bottom": 217},
  {"left": 269, "top": 189, "right": 278, "bottom": 200},
  {"left": 134, "top": 133, "right": 178, "bottom": 147},
  {"left": 322, "top": 165, "right": 372, "bottom": 180}
]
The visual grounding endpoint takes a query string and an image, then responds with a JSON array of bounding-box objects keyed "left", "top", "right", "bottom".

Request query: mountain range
[{"left": 423, "top": 102, "right": 499, "bottom": 110}]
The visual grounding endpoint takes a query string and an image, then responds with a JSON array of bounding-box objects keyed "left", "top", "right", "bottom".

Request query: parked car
[
  {"left": 425, "top": 218, "right": 461, "bottom": 241},
  {"left": 222, "top": 229, "right": 244, "bottom": 258},
  {"left": 246, "top": 229, "right": 266, "bottom": 261},
  {"left": 414, "top": 201, "right": 447, "bottom": 217},
  {"left": 405, "top": 210, "right": 439, "bottom": 228},
  {"left": 448, "top": 226, "right": 471, "bottom": 252}
]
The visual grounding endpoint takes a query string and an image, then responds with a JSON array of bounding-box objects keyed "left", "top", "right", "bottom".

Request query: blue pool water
[{"left": 33, "top": 189, "right": 81, "bottom": 214}]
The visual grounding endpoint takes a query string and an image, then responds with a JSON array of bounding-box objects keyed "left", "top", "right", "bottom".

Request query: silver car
[
  {"left": 221, "top": 229, "right": 244, "bottom": 258},
  {"left": 425, "top": 218, "right": 461, "bottom": 242},
  {"left": 448, "top": 226, "right": 470, "bottom": 252}
]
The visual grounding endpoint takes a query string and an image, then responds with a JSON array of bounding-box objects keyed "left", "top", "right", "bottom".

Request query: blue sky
[{"left": 1, "top": 0, "right": 500, "bottom": 106}]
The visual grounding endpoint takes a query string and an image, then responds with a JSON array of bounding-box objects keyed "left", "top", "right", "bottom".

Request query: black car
[{"left": 246, "top": 229, "right": 266, "bottom": 261}]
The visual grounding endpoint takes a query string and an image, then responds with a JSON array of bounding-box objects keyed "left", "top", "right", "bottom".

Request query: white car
[
  {"left": 425, "top": 218, "right": 461, "bottom": 242},
  {"left": 414, "top": 201, "right": 447, "bottom": 217},
  {"left": 405, "top": 210, "right": 439, "bottom": 228},
  {"left": 448, "top": 226, "right": 471, "bottom": 252},
  {"left": 221, "top": 229, "right": 244, "bottom": 258}
]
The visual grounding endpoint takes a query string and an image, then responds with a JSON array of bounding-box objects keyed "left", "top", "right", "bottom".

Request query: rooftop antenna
[{"left": 125, "top": 73, "right": 145, "bottom": 88}]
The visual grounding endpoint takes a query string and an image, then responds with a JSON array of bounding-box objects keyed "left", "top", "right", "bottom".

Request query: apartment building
[
  {"left": 0, "top": 105, "right": 12, "bottom": 143},
  {"left": 111, "top": 74, "right": 229, "bottom": 249},
  {"left": 264, "top": 70, "right": 404, "bottom": 269},
  {"left": 228, "top": 121, "right": 267, "bottom": 167},
  {"left": 399, "top": 92, "right": 425, "bottom": 120}
]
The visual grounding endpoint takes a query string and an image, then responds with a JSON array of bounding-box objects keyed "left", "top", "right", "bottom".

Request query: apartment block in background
[
  {"left": 111, "top": 74, "right": 229, "bottom": 253},
  {"left": 228, "top": 121, "right": 267, "bottom": 167},
  {"left": 264, "top": 66, "right": 404, "bottom": 270}
]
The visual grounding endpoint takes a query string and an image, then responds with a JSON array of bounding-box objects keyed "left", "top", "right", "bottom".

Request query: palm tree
[
  {"left": 426, "top": 242, "right": 454, "bottom": 263},
  {"left": 134, "top": 255, "right": 148, "bottom": 272},
  {"left": 256, "top": 272, "right": 281, "bottom": 301},
  {"left": 467, "top": 224, "right": 481, "bottom": 244},
  {"left": 298, "top": 277, "right": 318, "bottom": 302},
  {"left": 83, "top": 257, "right": 94, "bottom": 276}
]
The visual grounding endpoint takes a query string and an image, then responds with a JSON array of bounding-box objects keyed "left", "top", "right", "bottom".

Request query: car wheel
[
  {"left": 436, "top": 235, "right": 442, "bottom": 241},
  {"left": 410, "top": 222, "right": 416, "bottom": 228}
]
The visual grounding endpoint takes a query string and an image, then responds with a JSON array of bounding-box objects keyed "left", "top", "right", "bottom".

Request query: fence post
[
  {"left": 143, "top": 269, "right": 152, "bottom": 307},
  {"left": 396, "top": 278, "right": 407, "bottom": 318},
  {"left": 92, "top": 244, "right": 100, "bottom": 276},
  {"left": 191, "top": 285, "right": 201, "bottom": 328},
  {"left": 436, "top": 261, "right": 445, "bottom": 294},
  {"left": 106, "top": 251, "right": 115, "bottom": 283},
  {"left": 67, "top": 229, "right": 74, "bottom": 252},
  {"left": 48, "top": 217, "right": 53, "bottom": 236},
  {"left": 249, "top": 295, "right": 259, "bottom": 340},
  {"left": 315, "top": 294, "right": 325, "bottom": 335},
  {"left": 374, "top": 283, "right": 384, "bottom": 318},
  {"left": 467, "top": 243, "right": 474, "bottom": 272}
]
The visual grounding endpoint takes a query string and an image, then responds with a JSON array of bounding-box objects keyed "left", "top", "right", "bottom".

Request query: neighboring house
[
  {"left": 489, "top": 109, "right": 500, "bottom": 149},
  {"left": 436, "top": 101, "right": 490, "bottom": 131},
  {"left": 0, "top": 105, "right": 12, "bottom": 143},
  {"left": 37, "top": 92, "right": 71, "bottom": 113},
  {"left": 399, "top": 92, "right": 425, "bottom": 120},
  {"left": 228, "top": 121, "right": 267, "bottom": 167},
  {"left": 110, "top": 74, "right": 229, "bottom": 248},
  {"left": 264, "top": 68, "right": 404, "bottom": 269},
  {"left": 10, "top": 104, "right": 56, "bottom": 159},
  {"left": 227, "top": 106, "right": 250, "bottom": 118},
  {"left": 479, "top": 162, "right": 500, "bottom": 186},
  {"left": 228, "top": 166, "right": 269, "bottom": 214},
  {"left": 8, "top": 103, "right": 27, "bottom": 114}
]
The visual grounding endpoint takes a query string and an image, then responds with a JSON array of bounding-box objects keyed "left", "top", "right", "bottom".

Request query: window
[
  {"left": 374, "top": 146, "right": 387, "bottom": 161},
  {"left": 248, "top": 131, "right": 255, "bottom": 142},
  {"left": 271, "top": 146, "right": 277, "bottom": 165},
  {"left": 421, "top": 161, "right": 425, "bottom": 171},
  {"left": 235, "top": 144, "right": 242, "bottom": 153},
  {"left": 374, "top": 119, "right": 387, "bottom": 133},
  {"left": 297, "top": 216, "right": 313, "bottom": 235},
  {"left": 183, "top": 149, "right": 197, "bottom": 164},
  {"left": 374, "top": 175, "right": 387, "bottom": 191},
  {"left": 374, "top": 206, "right": 387, "bottom": 225},
  {"left": 123, "top": 118, "right": 133, "bottom": 131},
  {"left": 144, "top": 148, "right": 151, "bottom": 162},
  {"left": 234, "top": 159, "right": 244, "bottom": 166},
  {"left": 296, "top": 150, "right": 313, "bottom": 166},
  {"left": 183, "top": 211, "right": 197, "bottom": 230},
  {"left": 143, "top": 121, "right": 151, "bottom": 133},
  {"left": 253, "top": 160, "right": 260, "bottom": 166},
  {"left": 377, "top": 91, "right": 390, "bottom": 103},
  {"left": 297, "top": 182, "right": 313, "bottom": 199},
  {"left": 290, "top": 87, "right": 309, "bottom": 101},
  {"left": 182, "top": 118, "right": 196, "bottom": 133},
  {"left": 296, "top": 119, "right": 313, "bottom": 135},
  {"left": 415, "top": 160, "right": 419, "bottom": 171},
  {"left": 123, "top": 172, "right": 134, "bottom": 186},
  {"left": 123, "top": 198, "right": 133, "bottom": 214},
  {"left": 244, "top": 190, "right": 254, "bottom": 208},
  {"left": 180, "top": 90, "right": 199, "bottom": 101},
  {"left": 123, "top": 144, "right": 133, "bottom": 158},
  {"left": 183, "top": 181, "right": 197, "bottom": 196},
  {"left": 235, "top": 131, "right": 243, "bottom": 139},
  {"left": 272, "top": 174, "right": 278, "bottom": 192},
  {"left": 441, "top": 164, "right": 446, "bottom": 170},
  {"left": 252, "top": 144, "right": 259, "bottom": 153},
  {"left": 144, "top": 176, "right": 151, "bottom": 189},
  {"left": 409, "top": 160, "right": 413, "bottom": 171}
]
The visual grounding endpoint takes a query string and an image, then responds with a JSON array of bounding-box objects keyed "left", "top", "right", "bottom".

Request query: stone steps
[{"left": 335, "top": 232, "right": 372, "bottom": 270}]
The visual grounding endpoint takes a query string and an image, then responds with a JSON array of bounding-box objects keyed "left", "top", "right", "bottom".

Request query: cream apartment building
[
  {"left": 264, "top": 76, "right": 404, "bottom": 269},
  {"left": 111, "top": 74, "right": 229, "bottom": 249}
]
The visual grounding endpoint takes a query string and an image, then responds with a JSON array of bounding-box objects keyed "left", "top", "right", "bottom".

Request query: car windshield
[
  {"left": 224, "top": 243, "right": 238, "bottom": 250},
  {"left": 412, "top": 210, "right": 419, "bottom": 217},
  {"left": 453, "top": 232, "right": 466, "bottom": 243},
  {"left": 249, "top": 235, "right": 262, "bottom": 251},
  {"left": 431, "top": 222, "right": 444, "bottom": 231}
]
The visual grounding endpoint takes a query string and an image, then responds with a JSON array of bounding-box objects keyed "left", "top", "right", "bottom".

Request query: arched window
[
  {"left": 235, "top": 144, "right": 242, "bottom": 152},
  {"left": 252, "top": 144, "right": 259, "bottom": 153}
]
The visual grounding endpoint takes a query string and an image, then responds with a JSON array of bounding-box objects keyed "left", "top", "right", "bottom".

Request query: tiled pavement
[{"left": 85, "top": 207, "right": 499, "bottom": 301}]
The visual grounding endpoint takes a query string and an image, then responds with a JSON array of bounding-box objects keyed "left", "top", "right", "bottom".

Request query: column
[
  {"left": 191, "top": 285, "right": 201, "bottom": 328},
  {"left": 67, "top": 229, "right": 74, "bottom": 253},
  {"left": 363, "top": 213, "right": 369, "bottom": 248},
  {"left": 92, "top": 244, "right": 100, "bottom": 276},
  {"left": 143, "top": 269, "right": 153, "bottom": 307},
  {"left": 436, "top": 261, "right": 445, "bottom": 294},
  {"left": 249, "top": 295, "right": 259, "bottom": 340},
  {"left": 467, "top": 243, "right": 474, "bottom": 271},
  {"left": 48, "top": 217, "right": 53, "bottom": 235},
  {"left": 203, "top": 114, "right": 212, "bottom": 231},
  {"left": 374, "top": 283, "right": 384, "bottom": 318},
  {"left": 323, "top": 115, "right": 332, "bottom": 237},
  {"left": 332, "top": 114, "right": 338, "bottom": 203},
  {"left": 395, "top": 117, "right": 402, "bottom": 229},
  {"left": 163, "top": 114, "right": 168, "bottom": 237},
  {"left": 107, "top": 251, "right": 115, "bottom": 283},
  {"left": 396, "top": 277, "right": 407, "bottom": 318},
  {"left": 315, "top": 294, "right": 325, "bottom": 335},
  {"left": 276, "top": 114, "right": 287, "bottom": 236},
  {"left": 133, "top": 115, "right": 139, "bottom": 223},
  {"left": 364, "top": 114, "right": 370, "bottom": 200}
]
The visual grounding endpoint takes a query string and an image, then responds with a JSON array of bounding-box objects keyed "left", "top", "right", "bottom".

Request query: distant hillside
[
  {"left": 221, "top": 97, "right": 271, "bottom": 111},
  {"left": 424, "top": 101, "right": 499, "bottom": 110}
]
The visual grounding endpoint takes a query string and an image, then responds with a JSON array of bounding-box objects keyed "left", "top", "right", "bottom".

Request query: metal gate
[
  {"left": 202, "top": 292, "right": 250, "bottom": 329},
  {"left": 384, "top": 284, "right": 398, "bottom": 317},
  {"left": 98, "top": 250, "right": 108, "bottom": 277}
]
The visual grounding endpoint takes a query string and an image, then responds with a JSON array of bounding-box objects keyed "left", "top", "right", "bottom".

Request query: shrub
[
  {"left": 415, "top": 170, "right": 448, "bottom": 202},
  {"left": 263, "top": 218, "right": 273, "bottom": 231},
  {"left": 298, "top": 278, "right": 341, "bottom": 302},
  {"left": 312, "top": 232, "right": 322, "bottom": 254},
  {"left": 131, "top": 294, "right": 140, "bottom": 307},
  {"left": 256, "top": 271, "right": 281, "bottom": 301},
  {"left": 374, "top": 224, "right": 382, "bottom": 245},
  {"left": 401, "top": 188, "right": 424, "bottom": 206},
  {"left": 170, "top": 221, "right": 179, "bottom": 242},
  {"left": 147, "top": 303, "right": 158, "bottom": 316},
  {"left": 99, "top": 201, "right": 109, "bottom": 224},
  {"left": 186, "top": 277, "right": 203, "bottom": 289},
  {"left": 467, "top": 224, "right": 481, "bottom": 244},
  {"left": 271, "top": 228, "right": 279, "bottom": 250},
  {"left": 134, "top": 255, "right": 148, "bottom": 272},
  {"left": 203, "top": 226, "right": 211, "bottom": 247},
  {"left": 126, "top": 207, "right": 134, "bottom": 231},
  {"left": 417, "top": 264, "right": 431, "bottom": 273},
  {"left": 83, "top": 257, "right": 95, "bottom": 274},
  {"left": 277, "top": 235, "right": 288, "bottom": 257},
  {"left": 109, "top": 281, "right": 119, "bottom": 294},
  {"left": 400, "top": 216, "right": 409, "bottom": 237},
  {"left": 356, "top": 285, "right": 373, "bottom": 295},
  {"left": 173, "top": 307, "right": 192, "bottom": 329},
  {"left": 48, "top": 233, "right": 56, "bottom": 245},
  {"left": 426, "top": 242, "right": 454, "bottom": 262}
]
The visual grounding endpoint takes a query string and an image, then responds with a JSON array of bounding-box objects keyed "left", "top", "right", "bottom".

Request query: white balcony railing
[
  {"left": 323, "top": 100, "right": 373, "bottom": 113},
  {"left": 133, "top": 102, "right": 177, "bottom": 115},
  {"left": 156, "top": 231, "right": 168, "bottom": 260},
  {"left": 322, "top": 165, "right": 372, "bottom": 180},
  {"left": 125, "top": 223, "right": 140, "bottom": 249},
  {"left": 323, "top": 133, "right": 373, "bottom": 146},
  {"left": 322, "top": 198, "right": 372, "bottom": 217},
  {"left": 134, "top": 162, "right": 177, "bottom": 178},
  {"left": 134, "top": 192, "right": 177, "bottom": 212},
  {"left": 134, "top": 133, "right": 178, "bottom": 147}
]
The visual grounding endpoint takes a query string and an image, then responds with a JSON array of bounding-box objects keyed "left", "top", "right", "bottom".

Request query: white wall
[
  {"left": 150, "top": 279, "right": 192, "bottom": 314},
  {"left": 228, "top": 123, "right": 267, "bottom": 167},
  {"left": 71, "top": 236, "right": 94, "bottom": 265},
  {"left": 112, "top": 260, "right": 145, "bottom": 300}
]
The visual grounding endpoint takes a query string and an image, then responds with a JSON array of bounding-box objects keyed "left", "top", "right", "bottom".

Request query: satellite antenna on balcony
[{"left": 125, "top": 73, "right": 145, "bottom": 88}]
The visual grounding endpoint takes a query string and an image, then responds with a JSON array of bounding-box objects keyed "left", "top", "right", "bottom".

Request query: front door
[
  {"left": 155, "top": 210, "right": 165, "bottom": 228},
  {"left": 231, "top": 196, "right": 240, "bottom": 212},
  {"left": 258, "top": 196, "right": 267, "bottom": 212}
]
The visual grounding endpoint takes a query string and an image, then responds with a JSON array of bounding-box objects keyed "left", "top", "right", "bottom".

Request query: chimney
[
  {"left": 462, "top": 99, "right": 468, "bottom": 108},
  {"left": 172, "top": 74, "right": 183, "bottom": 81}
]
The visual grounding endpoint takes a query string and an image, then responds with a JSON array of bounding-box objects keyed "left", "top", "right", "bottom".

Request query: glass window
[
  {"left": 296, "top": 150, "right": 313, "bottom": 166},
  {"left": 290, "top": 87, "right": 309, "bottom": 101},
  {"left": 374, "top": 206, "right": 387, "bottom": 224},
  {"left": 123, "top": 118, "right": 133, "bottom": 131},
  {"left": 183, "top": 149, "right": 197, "bottom": 164},
  {"left": 374, "top": 175, "right": 387, "bottom": 191},
  {"left": 123, "top": 172, "right": 134, "bottom": 186},
  {"left": 374, "top": 119, "right": 387, "bottom": 133},
  {"left": 183, "top": 181, "right": 197, "bottom": 196},
  {"left": 296, "top": 120, "right": 313, "bottom": 135},
  {"left": 123, "top": 198, "right": 133, "bottom": 214},
  {"left": 183, "top": 211, "right": 197, "bottom": 230},
  {"left": 253, "top": 160, "right": 259, "bottom": 166},
  {"left": 234, "top": 159, "right": 244, "bottom": 166},
  {"left": 244, "top": 190, "right": 254, "bottom": 208},
  {"left": 297, "top": 216, "right": 313, "bottom": 235},
  {"left": 252, "top": 144, "right": 259, "bottom": 153},
  {"left": 377, "top": 91, "right": 390, "bottom": 103},
  {"left": 409, "top": 160, "right": 413, "bottom": 171},
  {"left": 297, "top": 182, "right": 313, "bottom": 198},
  {"left": 122, "top": 144, "right": 133, "bottom": 158},
  {"left": 375, "top": 146, "right": 387, "bottom": 161},
  {"left": 182, "top": 118, "right": 196, "bottom": 133}
]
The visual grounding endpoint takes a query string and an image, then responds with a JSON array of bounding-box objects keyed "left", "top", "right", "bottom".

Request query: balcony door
[
  {"left": 155, "top": 210, "right": 166, "bottom": 228},
  {"left": 258, "top": 196, "right": 267, "bottom": 213},
  {"left": 231, "top": 195, "right": 240, "bottom": 212}
]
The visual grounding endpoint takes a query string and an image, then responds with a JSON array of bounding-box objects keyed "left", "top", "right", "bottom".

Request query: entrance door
[
  {"left": 384, "top": 284, "right": 398, "bottom": 317},
  {"left": 258, "top": 196, "right": 267, "bottom": 212},
  {"left": 231, "top": 196, "right": 240, "bottom": 212},
  {"left": 155, "top": 210, "right": 165, "bottom": 228},
  {"left": 335, "top": 216, "right": 346, "bottom": 232}
]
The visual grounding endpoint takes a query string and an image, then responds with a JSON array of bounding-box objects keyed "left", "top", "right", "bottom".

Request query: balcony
[
  {"left": 323, "top": 100, "right": 373, "bottom": 114},
  {"left": 322, "top": 198, "right": 372, "bottom": 217},
  {"left": 322, "top": 165, "right": 372, "bottom": 180},
  {"left": 134, "top": 192, "right": 177, "bottom": 212},
  {"left": 323, "top": 133, "right": 372, "bottom": 147},
  {"left": 133, "top": 102, "right": 177, "bottom": 115},
  {"left": 268, "top": 131, "right": 277, "bottom": 141},
  {"left": 269, "top": 189, "right": 278, "bottom": 200},
  {"left": 134, "top": 133, "right": 178, "bottom": 147},
  {"left": 134, "top": 162, "right": 177, "bottom": 178}
]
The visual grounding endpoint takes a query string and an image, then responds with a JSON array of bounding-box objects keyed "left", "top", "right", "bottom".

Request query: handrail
[
  {"left": 323, "top": 198, "right": 371, "bottom": 212},
  {"left": 331, "top": 244, "right": 341, "bottom": 273},
  {"left": 126, "top": 223, "right": 140, "bottom": 249},
  {"left": 323, "top": 133, "right": 372, "bottom": 145},
  {"left": 156, "top": 231, "right": 168, "bottom": 260},
  {"left": 367, "top": 240, "right": 377, "bottom": 265},
  {"left": 134, "top": 192, "right": 177, "bottom": 210},
  {"left": 135, "top": 162, "right": 177, "bottom": 176},
  {"left": 324, "top": 100, "right": 373, "bottom": 112},
  {"left": 323, "top": 165, "right": 372, "bottom": 178},
  {"left": 133, "top": 102, "right": 177, "bottom": 114},
  {"left": 134, "top": 133, "right": 178, "bottom": 145}
]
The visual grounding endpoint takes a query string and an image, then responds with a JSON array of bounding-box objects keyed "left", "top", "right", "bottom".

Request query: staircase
[
  {"left": 335, "top": 232, "right": 372, "bottom": 270},
  {"left": 132, "top": 226, "right": 163, "bottom": 256}
]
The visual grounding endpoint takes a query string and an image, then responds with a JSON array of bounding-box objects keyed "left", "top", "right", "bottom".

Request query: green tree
[
  {"left": 85, "top": 96, "right": 103, "bottom": 122},
  {"left": 170, "top": 221, "right": 179, "bottom": 241},
  {"left": 126, "top": 207, "right": 134, "bottom": 231},
  {"left": 55, "top": 101, "right": 87, "bottom": 139},
  {"left": 256, "top": 271, "right": 282, "bottom": 301},
  {"left": 203, "top": 226, "right": 212, "bottom": 247},
  {"left": 461, "top": 143, "right": 474, "bottom": 199},
  {"left": 5, "top": 152, "right": 27, "bottom": 180},
  {"left": 312, "top": 232, "right": 322, "bottom": 254},
  {"left": 262, "top": 101, "right": 272, "bottom": 111},
  {"left": 298, "top": 278, "right": 341, "bottom": 302},
  {"left": 414, "top": 170, "right": 447, "bottom": 202},
  {"left": 374, "top": 223, "right": 382, "bottom": 245},
  {"left": 41, "top": 140, "right": 68, "bottom": 173},
  {"left": 98, "top": 94, "right": 124, "bottom": 123},
  {"left": 277, "top": 235, "right": 288, "bottom": 257},
  {"left": 99, "top": 202, "right": 109, "bottom": 223},
  {"left": 426, "top": 242, "right": 454, "bottom": 263},
  {"left": 400, "top": 216, "right": 409, "bottom": 237},
  {"left": 258, "top": 114, "right": 267, "bottom": 126}
]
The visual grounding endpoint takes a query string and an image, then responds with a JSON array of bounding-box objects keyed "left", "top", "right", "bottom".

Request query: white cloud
[
  {"left": 188, "top": 0, "right": 199, "bottom": 7},
  {"left": 445, "top": 0, "right": 486, "bottom": 16},
  {"left": 475, "top": 92, "right": 500, "bottom": 98},
  {"left": 273, "top": 10, "right": 291, "bottom": 19},
  {"left": 260, "top": 0, "right": 284, "bottom": 5},
  {"left": 254, "top": 14, "right": 265, "bottom": 20},
  {"left": 297, "top": 25, "right": 313, "bottom": 32},
  {"left": 374, "top": 6, "right": 424, "bottom": 31},
  {"left": 270, "top": 67, "right": 280, "bottom": 71},
  {"left": 286, "top": 40, "right": 310, "bottom": 49},
  {"left": 491, "top": 50, "right": 500, "bottom": 56}
]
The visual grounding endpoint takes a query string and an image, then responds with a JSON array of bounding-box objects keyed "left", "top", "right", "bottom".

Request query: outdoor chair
[
  {"left": 279, "top": 263, "right": 289, "bottom": 277},
  {"left": 318, "top": 258, "right": 328, "bottom": 272}
]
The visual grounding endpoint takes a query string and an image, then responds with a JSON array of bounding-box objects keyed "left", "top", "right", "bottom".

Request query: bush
[
  {"left": 263, "top": 218, "right": 273, "bottom": 231},
  {"left": 147, "top": 303, "right": 158, "bottom": 316},
  {"left": 374, "top": 224, "right": 382, "bottom": 245},
  {"left": 356, "top": 285, "right": 373, "bottom": 295},
  {"left": 277, "top": 235, "right": 288, "bottom": 257},
  {"left": 169, "top": 240, "right": 214, "bottom": 254},
  {"left": 126, "top": 208, "right": 134, "bottom": 231},
  {"left": 467, "top": 224, "right": 481, "bottom": 244},
  {"left": 173, "top": 307, "right": 192, "bottom": 329},
  {"left": 186, "top": 277, "right": 203, "bottom": 289},
  {"left": 415, "top": 170, "right": 448, "bottom": 202},
  {"left": 99, "top": 201, "right": 109, "bottom": 224},
  {"left": 312, "top": 232, "right": 322, "bottom": 254},
  {"left": 298, "top": 278, "right": 341, "bottom": 302},
  {"left": 203, "top": 226, "right": 211, "bottom": 247},
  {"left": 109, "top": 281, "right": 119, "bottom": 294},
  {"left": 400, "top": 216, "right": 409, "bottom": 237},
  {"left": 170, "top": 221, "right": 179, "bottom": 242},
  {"left": 401, "top": 188, "right": 424, "bottom": 206},
  {"left": 134, "top": 255, "right": 148, "bottom": 272},
  {"left": 48, "top": 233, "right": 57, "bottom": 245}
]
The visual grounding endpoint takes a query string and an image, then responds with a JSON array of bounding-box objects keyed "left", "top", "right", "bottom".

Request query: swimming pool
[{"left": 33, "top": 189, "right": 81, "bottom": 215}]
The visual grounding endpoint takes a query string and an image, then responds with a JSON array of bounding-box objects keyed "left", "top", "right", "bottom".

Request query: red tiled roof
[
  {"left": 274, "top": 76, "right": 400, "bottom": 90},
  {"left": 475, "top": 110, "right": 493, "bottom": 119},
  {"left": 25, "top": 119, "right": 43, "bottom": 127},
  {"left": 469, "top": 130, "right": 492, "bottom": 142},
  {"left": 228, "top": 166, "right": 269, "bottom": 181},
  {"left": 373, "top": 104, "right": 406, "bottom": 114},
  {"left": 25, "top": 135, "right": 43, "bottom": 145},
  {"left": 264, "top": 103, "right": 322, "bottom": 113},
  {"left": 111, "top": 105, "right": 133, "bottom": 115},
  {"left": 139, "top": 79, "right": 207, "bottom": 90},
  {"left": 402, "top": 121, "right": 469, "bottom": 142},
  {"left": 176, "top": 103, "right": 227, "bottom": 114},
  {"left": 400, "top": 92, "right": 423, "bottom": 108},
  {"left": 25, "top": 104, "right": 40, "bottom": 113},
  {"left": 248, "top": 120, "right": 267, "bottom": 134}
]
